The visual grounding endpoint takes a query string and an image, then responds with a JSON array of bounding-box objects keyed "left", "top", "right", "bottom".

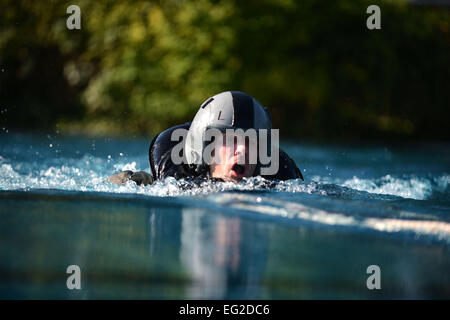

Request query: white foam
[
  {"left": 1, "top": 155, "right": 448, "bottom": 203},
  {"left": 340, "top": 175, "right": 436, "bottom": 200},
  {"left": 208, "top": 193, "right": 450, "bottom": 241}
]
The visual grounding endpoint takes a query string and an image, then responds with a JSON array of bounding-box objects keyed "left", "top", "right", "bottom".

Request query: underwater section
[{"left": 0, "top": 133, "right": 449, "bottom": 298}]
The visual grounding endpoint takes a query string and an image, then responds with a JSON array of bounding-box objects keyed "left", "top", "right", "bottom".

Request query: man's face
[{"left": 209, "top": 133, "right": 257, "bottom": 182}]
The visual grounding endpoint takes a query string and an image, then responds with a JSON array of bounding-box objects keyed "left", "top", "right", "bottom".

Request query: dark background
[{"left": 0, "top": 0, "right": 449, "bottom": 141}]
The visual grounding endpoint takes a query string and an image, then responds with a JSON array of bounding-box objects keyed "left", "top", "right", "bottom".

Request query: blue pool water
[{"left": 0, "top": 132, "right": 449, "bottom": 299}]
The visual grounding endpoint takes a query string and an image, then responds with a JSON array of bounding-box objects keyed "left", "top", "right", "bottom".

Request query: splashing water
[
  {"left": 1, "top": 133, "right": 449, "bottom": 299},
  {"left": 1, "top": 133, "right": 449, "bottom": 240}
]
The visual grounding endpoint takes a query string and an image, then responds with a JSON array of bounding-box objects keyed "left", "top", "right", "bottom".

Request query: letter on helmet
[{"left": 185, "top": 91, "right": 272, "bottom": 165}]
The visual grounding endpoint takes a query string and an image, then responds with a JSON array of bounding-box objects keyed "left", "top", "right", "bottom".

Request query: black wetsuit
[{"left": 149, "top": 122, "right": 303, "bottom": 182}]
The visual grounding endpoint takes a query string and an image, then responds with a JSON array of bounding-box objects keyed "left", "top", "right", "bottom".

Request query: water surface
[{"left": 0, "top": 133, "right": 449, "bottom": 299}]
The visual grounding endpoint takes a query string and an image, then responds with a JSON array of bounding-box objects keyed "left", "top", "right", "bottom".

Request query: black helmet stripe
[
  {"left": 231, "top": 91, "right": 254, "bottom": 129},
  {"left": 200, "top": 97, "right": 214, "bottom": 109}
]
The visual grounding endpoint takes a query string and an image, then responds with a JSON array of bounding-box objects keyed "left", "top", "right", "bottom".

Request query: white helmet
[{"left": 185, "top": 91, "right": 272, "bottom": 165}]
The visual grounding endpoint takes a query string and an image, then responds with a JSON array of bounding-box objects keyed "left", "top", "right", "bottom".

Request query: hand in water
[
  {"left": 108, "top": 170, "right": 154, "bottom": 186},
  {"left": 130, "top": 171, "right": 154, "bottom": 186}
]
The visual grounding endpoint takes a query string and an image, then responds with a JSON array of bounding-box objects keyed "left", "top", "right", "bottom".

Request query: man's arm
[{"left": 108, "top": 170, "right": 154, "bottom": 186}]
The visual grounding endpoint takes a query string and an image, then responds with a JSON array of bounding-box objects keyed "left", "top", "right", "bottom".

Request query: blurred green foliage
[{"left": 0, "top": 0, "right": 449, "bottom": 140}]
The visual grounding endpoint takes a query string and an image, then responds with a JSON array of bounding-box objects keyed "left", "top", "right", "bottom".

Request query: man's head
[
  {"left": 208, "top": 132, "right": 257, "bottom": 182},
  {"left": 184, "top": 91, "right": 272, "bottom": 182}
]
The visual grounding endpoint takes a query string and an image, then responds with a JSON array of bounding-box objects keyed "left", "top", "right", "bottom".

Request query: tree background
[{"left": 0, "top": 0, "right": 449, "bottom": 141}]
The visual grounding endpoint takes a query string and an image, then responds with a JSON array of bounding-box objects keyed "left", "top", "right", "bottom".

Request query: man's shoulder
[
  {"left": 149, "top": 122, "right": 192, "bottom": 179},
  {"left": 259, "top": 149, "right": 303, "bottom": 181}
]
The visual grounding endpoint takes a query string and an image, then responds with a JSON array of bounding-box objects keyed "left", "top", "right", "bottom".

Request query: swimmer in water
[{"left": 109, "top": 91, "right": 303, "bottom": 186}]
